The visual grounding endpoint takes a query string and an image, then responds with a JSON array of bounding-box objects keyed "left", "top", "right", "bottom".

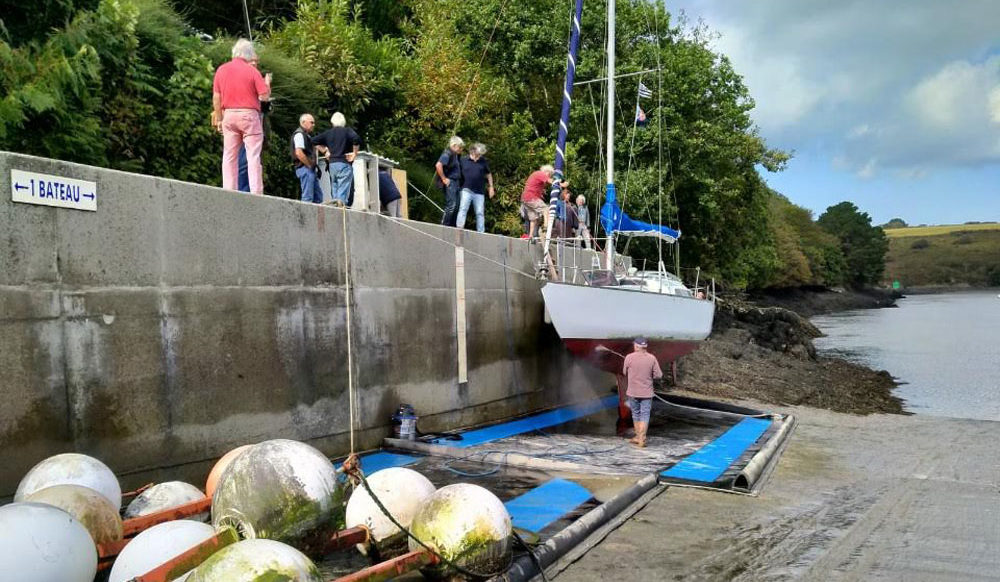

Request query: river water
[{"left": 812, "top": 291, "right": 1000, "bottom": 421}]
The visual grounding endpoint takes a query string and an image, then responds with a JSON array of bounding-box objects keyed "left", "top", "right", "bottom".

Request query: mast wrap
[{"left": 543, "top": 0, "right": 584, "bottom": 258}]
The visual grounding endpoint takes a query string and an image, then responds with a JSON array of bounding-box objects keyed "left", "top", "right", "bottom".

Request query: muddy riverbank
[{"left": 676, "top": 289, "right": 905, "bottom": 415}]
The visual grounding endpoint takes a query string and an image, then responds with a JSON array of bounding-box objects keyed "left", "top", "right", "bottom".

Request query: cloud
[{"left": 676, "top": 0, "right": 1000, "bottom": 176}]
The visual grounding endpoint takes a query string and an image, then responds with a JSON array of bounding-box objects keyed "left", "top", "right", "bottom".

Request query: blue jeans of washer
[
  {"left": 456, "top": 188, "right": 486, "bottom": 232},
  {"left": 295, "top": 166, "right": 323, "bottom": 203},
  {"left": 329, "top": 161, "right": 353, "bottom": 204},
  {"left": 628, "top": 397, "right": 652, "bottom": 425}
]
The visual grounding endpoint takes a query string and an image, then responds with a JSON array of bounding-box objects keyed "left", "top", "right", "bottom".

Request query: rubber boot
[{"left": 634, "top": 421, "right": 647, "bottom": 448}]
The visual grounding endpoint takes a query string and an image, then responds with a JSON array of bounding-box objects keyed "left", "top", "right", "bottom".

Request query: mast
[
  {"left": 542, "top": 0, "right": 585, "bottom": 269},
  {"left": 604, "top": 0, "right": 616, "bottom": 270}
]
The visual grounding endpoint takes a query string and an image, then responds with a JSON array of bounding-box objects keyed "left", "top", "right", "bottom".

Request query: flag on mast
[{"left": 637, "top": 81, "right": 653, "bottom": 99}]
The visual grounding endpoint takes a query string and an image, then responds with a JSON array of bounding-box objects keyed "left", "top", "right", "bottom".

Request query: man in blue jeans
[
  {"left": 435, "top": 136, "right": 464, "bottom": 226},
  {"left": 312, "top": 112, "right": 360, "bottom": 206},
  {"left": 455, "top": 143, "right": 494, "bottom": 232},
  {"left": 289, "top": 113, "right": 322, "bottom": 203}
]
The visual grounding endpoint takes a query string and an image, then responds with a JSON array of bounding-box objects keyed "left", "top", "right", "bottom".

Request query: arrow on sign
[
  {"left": 14, "top": 182, "right": 28, "bottom": 192},
  {"left": 82, "top": 192, "right": 95, "bottom": 200}
]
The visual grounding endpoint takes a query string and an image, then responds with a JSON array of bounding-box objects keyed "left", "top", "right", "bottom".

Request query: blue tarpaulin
[
  {"left": 505, "top": 479, "right": 593, "bottom": 533},
  {"left": 660, "top": 417, "right": 772, "bottom": 482},
  {"left": 599, "top": 183, "right": 680, "bottom": 242}
]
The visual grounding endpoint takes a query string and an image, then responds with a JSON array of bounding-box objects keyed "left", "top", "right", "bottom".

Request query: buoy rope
[{"left": 344, "top": 464, "right": 511, "bottom": 579}]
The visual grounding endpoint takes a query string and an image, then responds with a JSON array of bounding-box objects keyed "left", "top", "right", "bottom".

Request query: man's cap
[{"left": 634, "top": 337, "right": 648, "bottom": 347}]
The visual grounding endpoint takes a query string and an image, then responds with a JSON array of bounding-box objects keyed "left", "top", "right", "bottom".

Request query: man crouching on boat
[{"left": 623, "top": 337, "right": 662, "bottom": 448}]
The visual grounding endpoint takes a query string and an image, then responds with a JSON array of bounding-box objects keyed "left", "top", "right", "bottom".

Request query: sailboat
[{"left": 539, "top": 0, "right": 716, "bottom": 382}]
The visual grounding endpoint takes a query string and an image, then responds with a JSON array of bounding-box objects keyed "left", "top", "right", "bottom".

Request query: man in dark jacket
[
  {"left": 434, "top": 136, "right": 464, "bottom": 226},
  {"left": 290, "top": 114, "right": 322, "bottom": 203},
  {"left": 378, "top": 169, "right": 403, "bottom": 217}
]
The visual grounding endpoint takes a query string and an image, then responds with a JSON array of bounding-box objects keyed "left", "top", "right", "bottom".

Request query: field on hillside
[
  {"left": 885, "top": 227, "right": 1000, "bottom": 287},
  {"left": 884, "top": 223, "right": 1000, "bottom": 238}
]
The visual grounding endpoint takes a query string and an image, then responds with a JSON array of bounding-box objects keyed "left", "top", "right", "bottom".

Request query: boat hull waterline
[{"left": 541, "top": 282, "right": 715, "bottom": 375}]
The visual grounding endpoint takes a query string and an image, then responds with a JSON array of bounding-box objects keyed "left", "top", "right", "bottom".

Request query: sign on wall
[{"left": 10, "top": 169, "right": 97, "bottom": 212}]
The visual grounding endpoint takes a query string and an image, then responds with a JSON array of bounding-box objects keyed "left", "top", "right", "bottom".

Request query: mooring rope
[
  {"left": 342, "top": 208, "right": 357, "bottom": 454},
  {"left": 384, "top": 213, "right": 538, "bottom": 280}
]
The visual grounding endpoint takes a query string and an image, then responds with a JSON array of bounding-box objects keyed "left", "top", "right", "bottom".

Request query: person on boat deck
[
  {"left": 455, "top": 143, "right": 495, "bottom": 233},
  {"left": 521, "top": 164, "right": 566, "bottom": 240},
  {"left": 623, "top": 337, "right": 663, "bottom": 448},
  {"left": 575, "top": 195, "right": 593, "bottom": 249},
  {"left": 552, "top": 186, "right": 579, "bottom": 240},
  {"left": 435, "top": 136, "right": 465, "bottom": 227}
]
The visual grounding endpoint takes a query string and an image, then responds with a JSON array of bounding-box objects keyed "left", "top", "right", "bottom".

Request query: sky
[{"left": 671, "top": 0, "right": 1000, "bottom": 225}]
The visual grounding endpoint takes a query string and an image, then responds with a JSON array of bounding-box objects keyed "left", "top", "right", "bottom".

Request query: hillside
[
  {"left": 883, "top": 225, "right": 1000, "bottom": 287},
  {"left": 884, "top": 223, "right": 1000, "bottom": 238}
]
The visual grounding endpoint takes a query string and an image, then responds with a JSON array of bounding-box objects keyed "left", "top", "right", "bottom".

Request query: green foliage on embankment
[
  {"left": 0, "top": 0, "right": 882, "bottom": 290},
  {"left": 885, "top": 227, "right": 1000, "bottom": 287}
]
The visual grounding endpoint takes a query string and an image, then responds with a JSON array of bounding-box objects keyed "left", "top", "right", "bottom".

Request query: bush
[
  {"left": 910, "top": 238, "right": 930, "bottom": 250},
  {"left": 988, "top": 267, "right": 1000, "bottom": 287},
  {"left": 954, "top": 234, "right": 975, "bottom": 245}
]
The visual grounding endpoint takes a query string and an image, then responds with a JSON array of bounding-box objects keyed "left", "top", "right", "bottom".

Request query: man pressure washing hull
[{"left": 623, "top": 337, "right": 663, "bottom": 448}]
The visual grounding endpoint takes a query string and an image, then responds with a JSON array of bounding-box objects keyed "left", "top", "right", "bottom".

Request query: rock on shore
[{"left": 677, "top": 290, "right": 905, "bottom": 415}]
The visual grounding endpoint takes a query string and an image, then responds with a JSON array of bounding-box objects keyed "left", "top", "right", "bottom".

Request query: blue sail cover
[{"left": 599, "top": 184, "right": 680, "bottom": 242}]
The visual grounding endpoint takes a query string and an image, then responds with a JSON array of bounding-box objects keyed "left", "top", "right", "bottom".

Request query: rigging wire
[
  {"left": 450, "top": 0, "right": 513, "bottom": 137},
  {"left": 241, "top": 0, "right": 254, "bottom": 42}
]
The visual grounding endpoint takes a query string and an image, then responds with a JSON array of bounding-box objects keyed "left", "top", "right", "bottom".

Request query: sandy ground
[{"left": 558, "top": 402, "right": 1000, "bottom": 581}]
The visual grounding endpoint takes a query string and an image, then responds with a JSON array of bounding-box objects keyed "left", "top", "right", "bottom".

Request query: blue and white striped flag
[{"left": 637, "top": 82, "right": 653, "bottom": 99}]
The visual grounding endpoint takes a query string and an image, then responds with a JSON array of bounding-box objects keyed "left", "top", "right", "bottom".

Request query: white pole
[{"left": 605, "top": 0, "right": 616, "bottom": 271}]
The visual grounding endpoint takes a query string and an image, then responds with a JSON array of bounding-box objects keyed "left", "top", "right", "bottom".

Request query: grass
[
  {"left": 884, "top": 223, "right": 1000, "bottom": 238},
  {"left": 884, "top": 228, "right": 1000, "bottom": 287}
]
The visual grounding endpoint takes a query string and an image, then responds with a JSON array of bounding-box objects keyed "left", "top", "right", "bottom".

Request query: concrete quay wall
[{"left": 0, "top": 152, "right": 610, "bottom": 497}]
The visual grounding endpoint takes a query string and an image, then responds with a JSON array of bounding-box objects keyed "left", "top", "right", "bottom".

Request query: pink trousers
[{"left": 221, "top": 110, "right": 264, "bottom": 194}]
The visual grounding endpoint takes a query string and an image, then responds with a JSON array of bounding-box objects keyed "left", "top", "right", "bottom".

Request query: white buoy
[
  {"left": 212, "top": 439, "right": 343, "bottom": 553},
  {"left": 0, "top": 502, "right": 98, "bottom": 582},
  {"left": 205, "top": 444, "right": 254, "bottom": 498},
  {"left": 345, "top": 467, "right": 436, "bottom": 556},
  {"left": 26, "top": 484, "right": 124, "bottom": 545},
  {"left": 15, "top": 453, "right": 122, "bottom": 509},
  {"left": 125, "top": 481, "right": 207, "bottom": 521},
  {"left": 186, "top": 539, "right": 322, "bottom": 581},
  {"left": 408, "top": 483, "right": 512, "bottom": 579},
  {"left": 108, "top": 520, "right": 216, "bottom": 582}
]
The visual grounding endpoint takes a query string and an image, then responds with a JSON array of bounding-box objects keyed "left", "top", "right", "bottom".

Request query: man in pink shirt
[
  {"left": 212, "top": 39, "right": 271, "bottom": 195},
  {"left": 520, "top": 164, "right": 566, "bottom": 240},
  {"left": 623, "top": 337, "right": 663, "bottom": 448}
]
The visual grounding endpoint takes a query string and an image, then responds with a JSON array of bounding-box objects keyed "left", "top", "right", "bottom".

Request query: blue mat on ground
[
  {"left": 336, "top": 452, "right": 420, "bottom": 474},
  {"left": 439, "top": 395, "right": 619, "bottom": 448},
  {"left": 504, "top": 479, "right": 593, "bottom": 533},
  {"left": 660, "top": 417, "right": 772, "bottom": 483}
]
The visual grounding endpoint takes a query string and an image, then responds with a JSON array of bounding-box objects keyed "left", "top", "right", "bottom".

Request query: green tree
[
  {"left": 883, "top": 217, "right": 907, "bottom": 229},
  {"left": 817, "top": 201, "right": 889, "bottom": 287}
]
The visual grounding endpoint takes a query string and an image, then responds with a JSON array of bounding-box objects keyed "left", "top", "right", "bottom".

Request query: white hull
[{"left": 541, "top": 282, "right": 715, "bottom": 341}]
